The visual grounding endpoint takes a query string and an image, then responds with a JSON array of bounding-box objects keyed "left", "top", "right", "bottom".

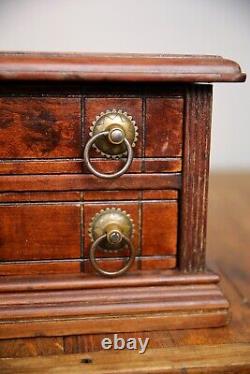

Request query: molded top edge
[{"left": 0, "top": 52, "right": 246, "bottom": 83}]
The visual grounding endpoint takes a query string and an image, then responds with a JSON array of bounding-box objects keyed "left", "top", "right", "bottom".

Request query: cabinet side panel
[{"left": 179, "top": 85, "right": 212, "bottom": 272}]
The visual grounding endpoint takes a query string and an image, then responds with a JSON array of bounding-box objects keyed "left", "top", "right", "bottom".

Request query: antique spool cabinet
[{"left": 0, "top": 53, "right": 245, "bottom": 353}]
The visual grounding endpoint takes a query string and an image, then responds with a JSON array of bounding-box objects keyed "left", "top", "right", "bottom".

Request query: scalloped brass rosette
[
  {"left": 90, "top": 109, "right": 138, "bottom": 159},
  {"left": 83, "top": 109, "right": 138, "bottom": 179},
  {"left": 88, "top": 207, "right": 136, "bottom": 277}
]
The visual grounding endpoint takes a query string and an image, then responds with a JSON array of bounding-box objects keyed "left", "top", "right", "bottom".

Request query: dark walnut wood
[
  {"left": 0, "top": 52, "right": 246, "bottom": 82},
  {"left": 0, "top": 173, "right": 181, "bottom": 191},
  {"left": 0, "top": 194, "right": 178, "bottom": 274},
  {"left": 179, "top": 84, "right": 212, "bottom": 272},
  {"left": 142, "top": 201, "right": 177, "bottom": 256},
  {"left": 0, "top": 272, "right": 227, "bottom": 339},
  {"left": 0, "top": 204, "right": 81, "bottom": 261},
  {"left": 0, "top": 158, "right": 182, "bottom": 175},
  {"left": 0, "top": 174, "right": 249, "bottom": 373},
  {"left": 0, "top": 97, "right": 81, "bottom": 158},
  {"left": 0, "top": 54, "right": 246, "bottom": 353},
  {"left": 145, "top": 98, "right": 183, "bottom": 157}
]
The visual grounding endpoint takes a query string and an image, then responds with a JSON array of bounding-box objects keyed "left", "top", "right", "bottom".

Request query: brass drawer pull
[
  {"left": 89, "top": 208, "right": 136, "bottom": 277},
  {"left": 84, "top": 131, "right": 133, "bottom": 179},
  {"left": 84, "top": 109, "right": 138, "bottom": 179}
]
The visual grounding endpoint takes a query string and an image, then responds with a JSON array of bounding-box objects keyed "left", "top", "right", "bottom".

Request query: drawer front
[
  {"left": 0, "top": 87, "right": 181, "bottom": 276},
  {"left": 0, "top": 204, "right": 81, "bottom": 261},
  {"left": 0, "top": 191, "right": 178, "bottom": 275},
  {"left": 85, "top": 97, "right": 183, "bottom": 158},
  {"left": 0, "top": 97, "right": 81, "bottom": 158},
  {"left": 145, "top": 98, "right": 183, "bottom": 157},
  {"left": 83, "top": 97, "right": 183, "bottom": 177},
  {"left": 0, "top": 93, "right": 183, "bottom": 175}
]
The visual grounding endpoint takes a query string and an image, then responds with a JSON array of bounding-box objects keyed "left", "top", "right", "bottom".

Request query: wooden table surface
[{"left": 0, "top": 173, "right": 249, "bottom": 373}]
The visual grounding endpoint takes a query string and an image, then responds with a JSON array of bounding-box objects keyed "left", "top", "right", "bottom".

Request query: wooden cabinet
[{"left": 0, "top": 53, "right": 246, "bottom": 347}]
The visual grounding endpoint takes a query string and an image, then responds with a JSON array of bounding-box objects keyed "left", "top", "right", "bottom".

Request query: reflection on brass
[
  {"left": 88, "top": 207, "right": 134, "bottom": 252},
  {"left": 89, "top": 109, "right": 138, "bottom": 159},
  {"left": 84, "top": 132, "right": 133, "bottom": 179},
  {"left": 88, "top": 207, "right": 136, "bottom": 277}
]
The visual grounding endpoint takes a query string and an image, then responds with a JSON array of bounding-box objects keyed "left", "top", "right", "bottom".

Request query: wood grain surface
[
  {"left": 0, "top": 194, "right": 178, "bottom": 274},
  {"left": 0, "top": 173, "right": 249, "bottom": 373},
  {"left": 0, "top": 93, "right": 183, "bottom": 175},
  {"left": 0, "top": 52, "right": 247, "bottom": 374},
  {"left": 142, "top": 201, "right": 177, "bottom": 256},
  {"left": 179, "top": 85, "right": 212, "bottom": 271},
  {"left": 0, "top": 97, "right": 81, "bottom": 158},
  {"left": 145, "top": 98, "right": 183, "bottom": 157},
  {"left": 0, "top": 173, "right": 181, "bottom": 191},
  {"left": 0, "top": 204, "right": 81, "bottom": 261},
  {"left": 0, "top": 344, "right": 249, "bottom": 373},
  {"left": 0, "top": 53, "right": 245, "bottom": 82}
]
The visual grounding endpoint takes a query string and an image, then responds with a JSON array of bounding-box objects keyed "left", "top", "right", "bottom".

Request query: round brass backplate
[
  {"left": 88, "top": 207, "right": 134, "bottom": 252},
  {"left": 90, "top": 109, "right": 138, "bottom": 159}
]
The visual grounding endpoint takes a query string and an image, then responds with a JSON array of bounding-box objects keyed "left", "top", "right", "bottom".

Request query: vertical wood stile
[{"left": 179, "top": 84, "right": 213, "bottom": 272}]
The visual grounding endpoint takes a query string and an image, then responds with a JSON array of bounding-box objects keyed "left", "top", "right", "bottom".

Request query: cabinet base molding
[{"left": 0, "top": 271, "right": 229, "bottom": 339}]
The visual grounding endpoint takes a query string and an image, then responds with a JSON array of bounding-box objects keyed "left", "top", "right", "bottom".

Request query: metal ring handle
[
  {"left": 84, "top": 131, "right": 133, "bottom": 179},
  {"left": 89, "top": 233, "right": 136, "bottom": 277}
]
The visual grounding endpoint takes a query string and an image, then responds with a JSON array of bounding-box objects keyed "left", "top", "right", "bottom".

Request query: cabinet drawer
[
  {"left": 0, "top": 95, "right": 183, "bottom": 175},
  {"left": 0, "top": 191, "right": 178, "bottom": 275},
  {"left": 84, "top": 199, "right": 177, "bottom": 275}
]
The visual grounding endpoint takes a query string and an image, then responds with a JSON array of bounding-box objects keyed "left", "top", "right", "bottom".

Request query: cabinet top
[{"left": 0, "top": 52, "right": 246, "bottom": 83}]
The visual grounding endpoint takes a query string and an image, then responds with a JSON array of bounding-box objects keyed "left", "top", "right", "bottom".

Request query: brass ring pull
[
  {"left": 84, "top": 130, "right": 133, "bottom": 179},
  {"left": 88, "top": 208, "right": 136, "bottom": 277},
  {"left": 89, "top": 233, "right": 136, "bottom": 277}
]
